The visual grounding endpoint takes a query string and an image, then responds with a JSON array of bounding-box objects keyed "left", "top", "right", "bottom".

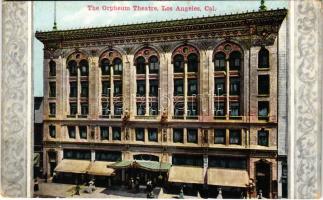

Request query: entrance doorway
[
  {"left": 255, "top": 160, "right": 271, "bottom": 198},
  {"left": 48, "top": 151, "right": 57, "bottom": 176}
]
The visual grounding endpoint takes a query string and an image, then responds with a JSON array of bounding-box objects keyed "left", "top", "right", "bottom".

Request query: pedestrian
[
  {"left": 44, "top": 173, "right": 48, "bottom": 183},
  {"left": 135, "top": 177, "right": 140, "bottom": 193},
  {"left": 34, "top": 179, "right": 39, "bottom": 192}
]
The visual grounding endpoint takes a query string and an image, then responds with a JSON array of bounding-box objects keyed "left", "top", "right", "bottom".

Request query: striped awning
[
  {"left": 168, "top": 166, "right": 204, "bottom": 184},
  {"left": 207, "top": 168, "right": 249, "bottom": 187},
  {"left": 54, "top": 159, "right": 91, "bottom": 174},
  {"left": 87, "top": 161, "right": 115, "bottom": 176}
]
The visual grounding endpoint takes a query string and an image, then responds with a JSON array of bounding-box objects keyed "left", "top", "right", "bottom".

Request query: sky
[{"left": 33, "top": 0, "right": 288, "bottom": 97}]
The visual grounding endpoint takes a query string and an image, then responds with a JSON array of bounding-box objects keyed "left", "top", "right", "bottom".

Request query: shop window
[
  {"left": 101, "top": 58, "right": 110, "bottom": 75},
  {"left": 136, "top": 80, "right": 145, "bottom": 96},
  {"left": 68, "top": 126, "right": 76, "bottom": 139},
  {"left": 258, "top": 47, "right": 269, "bottom": 68},
  {"left": 100, "top": 126, "right": 109, "bottom": 140},
  {"left": 188, "top": 79, "right": 197, "bottom": 96},
  {"left": 214, "top": 52, "right": 226, "bottom": 71},
  {"left": 173, "top": 54, "right": 184, "bottom": 73},
  {"left": 49, "top": 82, "right": 56, "bottom": 97},
  {"left": 63, "top": 149, "right": 91, "bottom": 160},
  {"left": 229, "top": 51, "right": 241, "bottom": 71},
  {"left": 149, "top": 80, "right": 158, "bottom": 97},
  {"left": 113, "top": 58, "right": 123, "bottom": 75},
  {"left": 69, "top": 82, "right": 77, "bottom": 97},
  {"left": 49, "top": 125, "right": 56, "bottom": 138},
  {"left": 136, "top": 57, "right": 146, "bottom": 74},
  {"left": 149, "top": 56, "right": 159, "bottom": 74},
  {"left": 214, "top": 129, "right": 226, "bottom": 144},
  {"left": 230, "top": 77, "right": 240, "bottom": 95},
  {"left": 79, "top": 59, "right": 89, "bottom": 76},
  {"left": 187, "top": 53, "right": 198, "bottom": 72},
  {"left": 49, "top": 60, "right": 56, "bottom": 76},
  {"left": 173, "top": 128, "right": 184, "bottom": 143},
  {"left": 79, "top": 126, "right": 87, "bottom": 139},
  {"left": 258, "top": 75, "right": 270, "bottom": 95},
  {"left": 215, "top": 78, "right": 225, "bottom": 96},
  {"left": 69, "top": 103, "right": 77, "bottom": 115},
  {"left": 174, "top": 79, "right": 184, "bottom": 96},
  {"left": 187, "top": 128, "right": 198, "bottom": 143},
  {"left": 172, "top": 154, "right": 203, "bottom": 166},
  {"left": 135, "top": 128, "right": 145, "bottom": 141},
  {"left": 95, "top": 151, "right": 121, "bottom": 161},
  {"left": 148, "top": 128, "right": 158, "bottom": 142},
  {"left": 112, "top": 127, "right": 121, "bottom": 141},
  {"left": 229, "top": 130, "right": 241, "bottom": 145},
  {"left": 258, "top": 129, "right": 269, "bottom": 146}
]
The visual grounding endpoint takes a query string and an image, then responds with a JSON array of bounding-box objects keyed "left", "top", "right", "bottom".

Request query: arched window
[
  {"left": 79, "top": 59, "right": 89, "bottom": 76},
  {"left": 187, "top": 54, "right": 198, "bottom": 72},
  {"left": 101, "top": 58, "right": 110, "bottom": 75},
  {"left": 214, "top": 52, "right": 226, "bottom": 71},
  {"left": 149, "top": 56, "right": 159, "bottom": 74},
  {"left": 258, "top": 47, "right": 269, "bottom": 68},
  {"left": 113, "top": 58, "right": 123, "bottom": 75},
  {"left": 49, "top": 60, "right": 56, "bottom": 76},
  {"left": 173, "top": 54, "right": 184, "bottom": 73},
  {"left": 229, "top": 51, "right": 241, "bottom": 70},
  {"left": 136, "top": 56, "right": 146, "bottom": 74},
  {"left": 68, "top": 60, "right": 77, "bottom": 76}
]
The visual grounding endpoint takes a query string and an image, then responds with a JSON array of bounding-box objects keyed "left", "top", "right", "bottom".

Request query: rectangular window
[
  {"left": 230, "top": 102, "right": 240, "bottom": 116},
  {"left": 95, "top": 151, "right": 122, "bottom": 162},
  {"left": 173, "top": 128, "right": 184, "bottom": 143},
  {"left": 149, "top": 102, "right": 158, "bottom": 116},
  {"left": 49, "top": 82, "right": 56, "bottom": 97},
  {"left": 114, "top": 80, "right": 122, "bottom": 96},
  {"left": 136, "top": 80, "right": 145, "bottom": 96},
  {"left": 258, "top": 75, "right": 270, "bottom": 95},
  {"left": 187, "top": 101, "right": 198, "bottom": 116},
  {"left": 214, "top": 102, "right": 225, "bottom": 116},
  {"left": 229, "top": 130, "right": 241, "bottom": 145},
  {"left": 112, "top": 127, "right": 121, "bottom": 141},
  {"left": 258, "top": 101, "right": 269, "bottom": 119},
  {"left": 81, "top": 81, "right": 88, "bottom": 97},
  {"left": 102, "top": 81, "right": 110, "bottom": 97},
  {"left": 102, "top": 102, "right": 110, "bottom": 116},
  {"left": 187, "top": 79, "right": 197, "bottom": 96},
  {"left": 49, "top": 103, "right": 56, "bottom": 115},
  {"left": 187, "top": 129, "right": 198, "bottom": 143},
  {"left": 70, "top": 82, "right": 77, "bottom": 97},
  {"left": 136, "top": 63, "right": 145, "bottom": 74},
  {"left": 149, "top": 80, "right": 158, "bottom": 97},
  {"left": 148, "top": 128, "right": 158, "bottom": 142},
  {"left": 114, "top": 103, "right": 123, "bottom": 116},
  {"left": 79, "top": 126, "right": 87, "bottom": 139},
  {"left": 81, "top": 103, "right": 88, "bottom": 115},
  {"left": 215, "top": 78, "right": 225, "bottom": 96},
  {"left": 63, "top": 149, "right": 91, "bottom": 160},
  {"left": 174, "top": 79, "right": 184, "bottom": 96},
  {"left": 114, "top": 63, "right": 122, "bottom": 75},
  {"left": 136, "top": 102, "right": 146, "bottom": 115},
  {"left": 100, "top": 127, "right": 109, "bottom": 140},
  {"left": 49, "top": 125, "right": 56, "bottom": 138},
  {"left": 149, "top": 62, "right": 159, "bottom": 74},
  {"left": 230, "top": 77, "right": 240, "bottom": 95},
  {"left": 258, "top": 129, "right": 269, "bottom": 146},
  {"left": 214, "top": 129, "right": 226, "bottom": 144},
  {"left": 174, "top": 102, "right": 184, "bottom": 116},
  {"left": 172, "top": 154, "right": 203, "bottom": 166},
  {"left": 135, "top": 128, "right": 145, "bottom": 141},
  {"left": 208, "top": 157, "right": 246, "bottom": 169},
  {"left": 68, "top": 126, "right": 76, "bottom": 139},
  {"left": 70, "top": 103, "right": 77, "bottom": 115}
]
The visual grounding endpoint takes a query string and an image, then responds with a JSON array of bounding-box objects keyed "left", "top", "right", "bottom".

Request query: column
[
  {"left": 145, "top": 63, "right": 149, "bottom": 116},
  {"left": 184, "top": 62, "right": 188, "bottom": 118},
  {"left": 77, "top": 64, "right": 81, "bottom": 114},
  {"left": 110, "top": 65, "right": 114, "bottom": 116},
  {"left": 91, "top": 150, "right": 95, "bottom": 162},
  {"left": 225, "top": 59, "right": 230, "bottom": 119}
]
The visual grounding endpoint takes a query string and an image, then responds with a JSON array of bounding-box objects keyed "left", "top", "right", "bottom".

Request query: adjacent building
[{"left": 36, "top": 8, "right": 287, "bottom": 198}]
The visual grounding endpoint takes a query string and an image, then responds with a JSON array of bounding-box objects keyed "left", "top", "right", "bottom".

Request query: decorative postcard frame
[{"left": 0, "top": 0, "right": 322, "bottom": 198}]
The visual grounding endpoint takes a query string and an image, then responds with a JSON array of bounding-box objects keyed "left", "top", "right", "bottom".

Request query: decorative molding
[{"left": 1, "top": 1, "right": 33, "bottom": 197}]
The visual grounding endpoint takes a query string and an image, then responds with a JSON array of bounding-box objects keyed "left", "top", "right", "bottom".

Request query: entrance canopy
[
  {"left": 207, "top": 168, "right": 249, "bottom": 187},
  {"left": 54, "top": 159, "right": 91, "bottom": 174},
  {"left": 108, "top": 160, "right": 171, "bottom": 172},
  {"left": 168, "top": 166, "right": 204, "bottom": 184},
  {"left": 87, "top": 161, "right": 115, "bottom": 176}
]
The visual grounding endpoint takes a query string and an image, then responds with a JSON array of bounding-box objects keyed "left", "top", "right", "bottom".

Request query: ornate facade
[{"left": 36, "top": 8, "right": 287, "bottom": 198}]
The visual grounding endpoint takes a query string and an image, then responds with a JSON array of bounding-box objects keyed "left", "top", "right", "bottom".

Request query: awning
[
  {"left": 168, "top": 166, "right": 204, "bottom": 184},
  {"left": 54, "top": 159, "right": 91, "bottom": 174},
  {"left": 108, "top": 160, "right": 171, "bottom": 172},
  {"left": 87, "top": 161, "right": 115, "bottom": 176},
  {"left": 207, "top": 168, "right": 249, "bottom": 188}
]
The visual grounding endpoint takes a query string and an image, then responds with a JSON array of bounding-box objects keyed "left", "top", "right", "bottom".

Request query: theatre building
[{"left": 36, "top": 8, "right": 287, "bottom": 198}]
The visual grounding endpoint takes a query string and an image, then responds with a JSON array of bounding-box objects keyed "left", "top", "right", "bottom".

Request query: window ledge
[
  {"left": 257, "top": 94, "right": 270, "bottom": 98},
  {"left": 49, "top": 114, "right": 56, "bottom": 118},
  {"left": 78, "top": 115, "right": 88, "bottom": 118},
  {"left": 257, "top": 68, "right": 270, "bottom": 71},
  {"left": 67, "top": 115, "right": 76, "bottom": 118}
]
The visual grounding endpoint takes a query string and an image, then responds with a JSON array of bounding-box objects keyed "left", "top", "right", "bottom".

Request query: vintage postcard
[{"left": 0, "top": 0, "right": 322, "bottom": 199}]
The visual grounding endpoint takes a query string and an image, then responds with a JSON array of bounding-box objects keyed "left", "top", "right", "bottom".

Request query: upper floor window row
[
  {"left": 67, "top": 59, "right": 89, "bottom": 77},
  {"left": 135, "top": 56, "right": 159, "bottom": 75},
  {"left": 100, "top": 58, "right": 123, "bottom": 75},
  {"left": 214, "top": 51, "right": 242, "bottom": 71}
]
